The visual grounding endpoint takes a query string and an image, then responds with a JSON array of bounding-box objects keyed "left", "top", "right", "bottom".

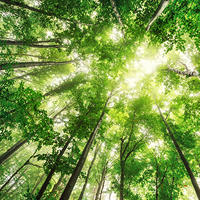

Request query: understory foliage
[{"left": 0, "top": 0, "right": 200, "bottom": 200}]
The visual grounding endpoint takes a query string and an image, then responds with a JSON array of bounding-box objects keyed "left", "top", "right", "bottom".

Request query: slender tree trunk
[
  {"left": 95, "top": 163, "right": 107, "bottom": 200},
  {"left": 120, "top": 161, "right": 125, "bottom": 200},
  {"left": 155, "top": 102, "right": 200, "bottom": 200},
  {"left": 36, "top": 137, "right": 73, "bottom": 200},
  {"left": 78, "top": 142, "right": 102, "bottom": 200},
  {"left": 31, "top": 173, "right": 46, "bottom": 194},
  {"left": 0, "top": 151, "right": 35, "bottom": 191},
  {"left": 146, "top": 0, "right": 170, "bottom": 31},
  {"left": 99, "top": 178, "right": 106, "bottom": 200},
  {"left": 50, "top": 175, "right": 65, "bottom": 196},
  {"left": 0, "top": 138, "right": 27, "bottom": 165},
  {"left": 0, "top": 0, "right": 93, "bottom": 26},
  {"left": 0, "top": 59, "right": 80, "bottom": 70},
  {"left": 59, "top": 93, "right": 112, "bottom": 200},
  {"left": 0, "top": 39, "right": 62, "bottom": 48},
  {"left": 6, "top": 164, "right": 31, "bottom": 194},
  {"left": 1, "top": 53, "right": 43, "bottom": 58},
  {"left": 93, "top": 186, "right": 98, "bottom": 200},
  {"left": 109, "top": 192, "right": 112, "bottom": 200},
  {"left": 36, "top": 107, "right": 93, "bottom": 200},
  {"left": 0, "top": 101, "right": 73, "bottom": 165}
]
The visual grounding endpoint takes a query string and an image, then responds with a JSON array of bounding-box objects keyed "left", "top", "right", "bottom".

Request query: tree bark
[
  {"left": 146, "top": 0, "right": 170, "bottom": 31},
  {"left": 78, "top": 142, "right": 102, "bottom": 200},
  {"left": 59, "top": 93, "right": 112, "bottom": 200},
  {"left": 1, "top": 53, "right": 43, "bottom": 58},
  {"left": 0, "top": 39, "right": 61, "bottom": 48},
  {"left": 120, "top": 161, "right": 125, "bottom": 200},
  {"left": 167, "top": 65, "right": 199, "bottom": 77},
  {"left": 155, "top": 101, "right": 200, "bottom": 200},
  {"left": 0, "top": 138, "right": 28, "bottom": 165},
  {"left": 99, "top": 178, "right": 106, "bottom": 200},
  {"left": 0, "top": 59, "right": 80, "bottom": 70},
  {"left": 95, "top": 162, "right": 108, "bottom": 200},
  {"left": 0, "top": 0, "right": 93, "bottom": 26}
]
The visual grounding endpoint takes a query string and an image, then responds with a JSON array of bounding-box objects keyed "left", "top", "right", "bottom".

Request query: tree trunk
[
  {"left": 99, "top": 178, "right": 106, "bottom": 200},
  {"left": 95, "top": 163, "right": 107, "bottom": 200},
  {"left": 93, "top": 186, "right": 98, "bottom": 200},
  {"left": 0, "top": 104, "right": 67, "bottom": 165},
  {"left": 31, "top": 173, "right": 46, "bottom": 194},
  {"left": 0, "top": 138, "right": 27, "bottom": 165},
  {"left": 0, "top": 39, "right": 61, "bottom": 48},
  {"left": 0, "top": 59, "right": 80, "bottom": 70},
  {"left": 146, "top": 0, "right": 170, "bottom": 31},
  {"left": 59, "top": 93, "right": 112, "bottom": 200},
  {"left": 6, "top": 164, "right": 31, "bottom": 194},
  {"left": 120, "top": 161, "right": 125, "bottom": 200},
  {"left": 78, "top": 142, "right": 101, "bottom": 200},
  {"left": 109, "top": 192, "right": 112, "bottom": 200},
  {"left": 156, "top": 102, "right": 200, "bottom": 200},
  {"left": 36, "top": 107, "right": 93, "bottom": 199},
  {"left": 50, "top": 174, "right": 64, "bottom": 196},
  {"left": 1, "top": 53, "right": 43, "bottom": 58},
  {"left": 0, "top": 151, "right": 35, "bottom": 191},
  {"left": 0, "top": 0, "right": 93, "bottom": 26},
  {"left": 36, "top": 137, "right": 73, "bottom": 200}
]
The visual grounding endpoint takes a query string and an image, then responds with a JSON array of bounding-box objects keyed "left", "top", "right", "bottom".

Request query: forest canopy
[{"left": 0, "top": 0, "right": 200, "bottom": 199}]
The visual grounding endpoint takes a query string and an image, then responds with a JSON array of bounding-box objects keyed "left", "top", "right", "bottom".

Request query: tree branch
[
  {"left": 110, "top": 0, "right": 126, "bottom": 42},
  {"left": 157, "top": 166, "right": 168, "bottom": 189}
]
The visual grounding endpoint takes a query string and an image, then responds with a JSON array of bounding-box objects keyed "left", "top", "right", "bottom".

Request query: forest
[{"left": 0, "top": 0, "right": 200, "bottom": 199}]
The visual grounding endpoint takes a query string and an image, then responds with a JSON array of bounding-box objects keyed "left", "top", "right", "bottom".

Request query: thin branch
[
  {"left": 29, "top": 162, "right": 42, "bottom": 168},
  {"left": 179, "top": 61, "right": 189, "bottom": 72},
  {"left": 122, "top": 113, "right": 136, "bottom": 156},
  {"left": 124, "top": 137, "right": 144, "bottom": 162}
]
